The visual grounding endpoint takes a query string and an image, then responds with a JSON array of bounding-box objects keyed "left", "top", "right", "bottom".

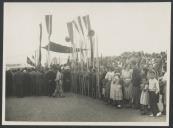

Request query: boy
[{"left": 148, "top": 70, "right": 162, "bottom": 117}]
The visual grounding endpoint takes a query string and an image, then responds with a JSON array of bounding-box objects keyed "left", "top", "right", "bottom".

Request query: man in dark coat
[
  {"left": 131, "top": 62, "right": 142, "bottom": 109},
  {"left": 23, "top": 69, "right": 31, "bottom": 96},
  {"left": 91, "top": 69, "right": 97, "bottom": 98},
  {"left": 45, "top": 68, "right": 56, "bottom": 97},
  {"left": 63, "top": 69, "right": 71, "bottom": 92},
  {"left": 35, "top": 70, "right": 43, "bottom": 96},
  {"left": 13, "top": 69, "right": 24, "bottom": 97},
  {"left": 29, "top": 69, "right": 37, "bottom": 96},
  {"left": 100, "top": 68, "right": 107, "bottom": 99},
  {"left": 6, "top": 70, "right": 13, "bottom": 97}
]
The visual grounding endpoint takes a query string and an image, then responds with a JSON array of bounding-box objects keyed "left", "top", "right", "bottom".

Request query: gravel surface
[{"left": 5, "top": 93, "right": 166, "bottom": 122}]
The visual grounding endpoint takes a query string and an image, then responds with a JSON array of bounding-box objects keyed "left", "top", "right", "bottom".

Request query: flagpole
[
  {"left": 38, "top": 23, "right": 42, "bottom": 68},
  {"left": 35, "top": 50, "right": 36, "bottom": 68},
  {"left": 48, "top": 16, "right": 50, "bottom": 68},
  {"left": 96, "top": 34, "right": 100, "bottom": 98}
]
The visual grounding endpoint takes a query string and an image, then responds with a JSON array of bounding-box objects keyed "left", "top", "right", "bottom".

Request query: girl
[
  {"left": 140, "top": 78, "right": 149, "bottom": 115},
  {"left": 113, "top": 73, "right": 123, "bottom": 108},
  {"left": 105, "top": 68, "right": 114, "bottom": 104}
]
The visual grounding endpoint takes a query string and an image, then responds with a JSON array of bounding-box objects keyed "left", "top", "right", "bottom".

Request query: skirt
[
  {"left": 123, "top": 80, "right": 132, "bottom": 100},
  {"left": 102, "top": 88, "right": 105, "bottom": 96},
  {"left": 114, "top": 84, "right": 123, "bottom": 100},
  {"left": 110, "top": 83, "right": 115, "bottom": 100},
  {"left": 140, "top": 90, "right": 149, "bottom": 105},
  {"left": 105, "top": 80, "right": 111, "bottom": 99},
  {"left": 163, "top": 85, "right": 166, "bottom": 105}
]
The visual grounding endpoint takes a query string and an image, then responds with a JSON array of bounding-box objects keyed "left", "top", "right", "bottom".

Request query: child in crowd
[
  {"left": 140, "top": 78, "right": 149, "bottom": 115},
  {"left": 148, "top": 70, "right": 162, "bottom": 117},
  {"left": 105, "top": 68, "right": 114, "bottom": 104},
  {"left": 113, "top": 73, "right": 123, "bottom": 108}
]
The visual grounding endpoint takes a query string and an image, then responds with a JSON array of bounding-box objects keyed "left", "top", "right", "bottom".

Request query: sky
[{"left": 4, "top": 2, "right": 171, "bottom": 65}]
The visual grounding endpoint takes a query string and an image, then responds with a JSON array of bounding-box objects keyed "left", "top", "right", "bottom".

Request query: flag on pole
[
  {"left": 45, "top": 15, "right": 52, "bottom": 68},
  {"left": 86, "top": 15, "right": 91, "bottom": 30},
  {"left": 27, "top": 57, "right": 35, "bottom": 67},
  {"left": 32, "top": 55, "right": 35, "bottom": 60},
  {"left": 82, "top": 15, "right": 88, "bottom": 29},
  {"left": 67, "top": 22, "right": 74, "bottom": 43},
  {"left": 77, "top": 16, "right": 84, "bottom": 35},
  {"left": 45, "top": 15, "right": 52, "bottom": 36},
  {"left": 72, "top": 20, "right": 80, "bottom": 33}
]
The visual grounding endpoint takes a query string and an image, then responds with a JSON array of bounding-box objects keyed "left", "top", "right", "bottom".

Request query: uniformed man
[
  {"left": 45, "top": 68, "right": 56, "bottom": 97},
  {"left": 13, "top": 69, "right": 24, "bottom": 97},
  {"left": 29, "top": 68, "right": 37, "bottom": 96},
  {"left": 63, "top": 68, "right": 71, "bottom": 92},
  {"left": 23, "top": 69, "right": 31, "bottom": 96},
  {"left": 53, "top": 68, "right": 65, "bottom": 97},
  {"left": 6, "top": 69, "right": 13, "bottom": 97}
]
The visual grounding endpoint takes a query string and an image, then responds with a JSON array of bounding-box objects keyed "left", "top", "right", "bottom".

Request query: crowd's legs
[
  {"left": 149, "top": 91, "right": 160, "bottom": 116},
  {"left": 122, "top": 80, "right": 132, "bottom": 108}
]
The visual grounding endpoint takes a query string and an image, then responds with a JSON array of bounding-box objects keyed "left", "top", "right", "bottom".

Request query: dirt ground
[{"left": 5, "top": 93, "right": 166, "bottom": 122}]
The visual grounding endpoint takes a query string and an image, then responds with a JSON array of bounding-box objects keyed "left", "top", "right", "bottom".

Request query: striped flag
[
  {"left": 72, "top": 20, "right": 80, "bottom": 33},
  {"left": 86, "top": 15, "right": 91, "bottom": 30},
  {"left": 77, "top": 16, "right": 84, "bottom": 35},
  {"left": 82, "top": 15, "right": 88, "bottom": 29},
  {"left": 67, "top": 22, "right": 74, "bottom": 43},
  {"left": 45, "top": 15, "right": 52, "bottom": 36}
]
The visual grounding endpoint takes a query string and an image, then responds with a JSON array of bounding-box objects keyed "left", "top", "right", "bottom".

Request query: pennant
[
  {"left": 32, "top": 55, "right": 35, "bottom": 60},
  {"left": 45, "top": 15, "right": 52, "bottom": 36},
  {"left": 67, "top": 22, "right": 74, "bottom": 43},
  {"left": 82, "top": 16, "right": 88, "bottom": 29},
  {"left": 72, "top": 20, "right": 80, "bottom": 33},
  {"left": 27, "top": 57, "right": 35, "bottom": 67},
  {"left": 86, "top": 15, "right": 91, "bottom": 30},
  {"left": 77, "top": 16, "right": 84, "bottom": 35}
]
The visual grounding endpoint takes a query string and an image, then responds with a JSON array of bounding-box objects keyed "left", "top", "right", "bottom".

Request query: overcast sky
[{"left": 4, "top": 2, "right": 171, "bottom": 65}]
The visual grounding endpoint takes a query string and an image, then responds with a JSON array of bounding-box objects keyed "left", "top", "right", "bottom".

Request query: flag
[
  {"left": 45, "top": 15, "right": 52, "bottom": 36},
  {"left": 86, "top": 15, "right": 91, "bottom": 30},
  {"left": 82, "top": 15, "right": 88, "bottom": 29},
  {"left": 27, "top": 57, "right": 35, "bottom": 67},
  {"left": 67, "top": 22, "right": 74, "bottom": 43},
  {"left": 38, "top": 23, "right": 42, "bottom": 67},
  {"left": 72, "top": 20, "right": 80, "bottom": 33},
  {"left": 32, "top": 55, "right": 35, "bottom": 60},
  {"left": 77, "top": 16, "right": 84, "bottom": 35}
]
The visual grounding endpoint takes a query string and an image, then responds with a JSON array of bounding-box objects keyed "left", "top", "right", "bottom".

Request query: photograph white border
[{"left": 2, "top": 2, "right": 171, "bottom": 126}]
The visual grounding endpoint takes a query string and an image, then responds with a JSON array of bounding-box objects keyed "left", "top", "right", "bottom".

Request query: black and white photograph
[{"left": 2, "top": 2, "right": 171, "bottom": 126}]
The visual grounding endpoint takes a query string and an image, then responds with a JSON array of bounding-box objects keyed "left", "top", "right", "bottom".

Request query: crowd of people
[
  {"left": 6, "top": 65, "right": 71, "bottom": 98},
  {"left": 6, "top": 51, "right": 167, "bottom": 117}
]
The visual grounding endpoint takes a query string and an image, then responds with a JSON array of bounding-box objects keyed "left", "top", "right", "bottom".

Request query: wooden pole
[{"left": 95, "top": 35, "right": 100, "bottom": 98}]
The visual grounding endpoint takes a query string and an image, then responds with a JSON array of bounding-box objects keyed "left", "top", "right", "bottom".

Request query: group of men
[{"left": 6, "top": 67, "right": 71, "bottom": 98}]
